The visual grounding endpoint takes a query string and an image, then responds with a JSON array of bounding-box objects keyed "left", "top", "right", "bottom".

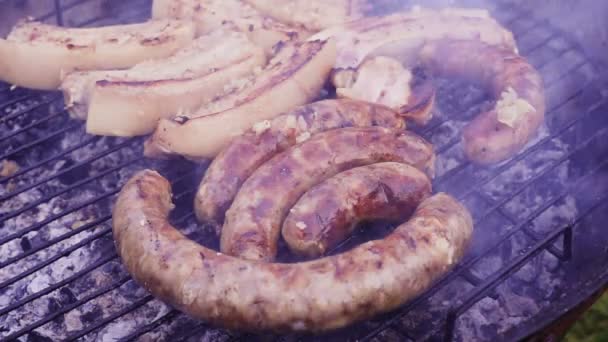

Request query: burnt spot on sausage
[
  {"left": 406, "top": 235, "right": 417, "bottom": 250},
  {"left": 239, "top": 230, "right": 260, "bottom": 240},
  {"left": 279, "top": 166, "right": 292, "bottom": 177},
  {"left": 135, "top": 179, "right": 148, "bottom": 199},
  {"left": 308, "top": 261, "right": 331, "bottom": 274},
  {"left": 140, "top": 35, "right": 172, "bottom": 46},
  {"left": 331, "top": 257, "right": 346, "bottom": 280},
  {"left": 376, "top": 260, "right": 383, "bottom": 269},
  {"left": 160, "top": 253, "right": 171, "bottom": 269},
  {"left": 368, "top": 246, "right": 382, "bottom": 255},
  {"left": 65, "top": 43, "right": 89, "bottom": 50}
]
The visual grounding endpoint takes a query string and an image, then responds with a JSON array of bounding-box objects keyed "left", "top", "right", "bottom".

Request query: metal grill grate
[{"left": 0, "top": 0, "right": 607, "bottom": 341}]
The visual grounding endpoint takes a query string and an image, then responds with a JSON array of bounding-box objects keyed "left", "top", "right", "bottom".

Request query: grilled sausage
[
  {"left": 195, "top": 99, "right": 406, "bottom": 228},
  {"left": 419, "top": 40, "right": 545, "bottom": 164},
  {"left": 113, "top": 170, "right": 473, "bottom": 332},
  {"left": 310, "top": 7, "right": 518, "bottom": 71},
  {"left": 221, "top": 127, "right": 435, "bottom": 261},
  {"left": 282, "top": 162, "right": 432, "bottom": 258}
]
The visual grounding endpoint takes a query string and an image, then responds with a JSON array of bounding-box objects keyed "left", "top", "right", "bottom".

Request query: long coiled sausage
[
  {"left": 112, "top": 170, "right": 473, "bottom": 332},
  {"left": 195, "top": 99, "right": 405, "bottom": 228},
  {"left": 221, "top": 126, "right": 435, "bottom": 261}
]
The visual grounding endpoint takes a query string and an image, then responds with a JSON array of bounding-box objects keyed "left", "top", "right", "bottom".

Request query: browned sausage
[
  {"left": 112, "top": 170, "right": 473, "bottom": 332},
  {"left": 282, "top": 162, "right": 432, "bottom": 258},
  {"left": 195, "top": 99, "right": 406, "bottom": 229},
  {"left": 311, "top": 7, "right": 518, "bottom": 71},
  {"left": 419, "top": 39, "right": 545, "bottom": 164},
  {"left": 221, "top": 126, "right": 435, "bottom": 261}
]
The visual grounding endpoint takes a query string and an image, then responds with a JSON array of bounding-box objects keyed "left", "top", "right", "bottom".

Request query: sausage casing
[
  {"left": 282, "top": 162, "right": 432, "bottom": 258},
  {"left": 419, "top": 40, "right": 545, "bottom": 164},
  {"left": 221, "top": 126, "right": 435, "bottom": 261},
  {"left": 195, "top": 99, "right": 405, "bottom": 228},
  {"left": 113, "top": 170, "right": 473, "bottom": 332}
]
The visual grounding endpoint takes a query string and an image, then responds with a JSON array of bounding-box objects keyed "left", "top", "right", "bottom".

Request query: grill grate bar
[
  {"left": 54, "top": 0, "right": 64, "bottom": 26},
  {"left": 0, "top": 213, "right": 111, "bottom": 268},
  {"left": 0, "top": 111, "right": 65, "bottom": 144},
  {"left": 0, "top": 95, "right": 60, "bottom": 125},
  {"left": 3, "top": 268, "right": 131, "bottom": 341},
  {"left": 65, "top": 294, "right": 156, "bottom": 341},
  {"left": 469, "top": 127, "right": 608, "bottom": 226},
  {"left": 0, "top": 226, "right": 113, "bottom": 291},
  {"left": 0, "top": 136, "right": 99, "bottom": 184},
  {"left": 0, "top": 182, "right": 194, "bottom": 341},
  {"left": 0, "top": 184, "right": 117, "bottom": 245},
  {"left": 519, "top": 226, "right": 569, "bottom": 261},
  {"left": 34, "top": 215, "right": 194, "bottom": 341},
  {"left": 70, "top": 212, "right": 199, "bottom": 340},
  {"left": 359, "top": 126, "right": 608, "bottom": 341},
  {"left": 0, "top": 251, "right": 118, "bottom": 317},
  {"left": 0, "top": 155, "right": 143, "bottom": 224},
  {"left": 174, "top": 324, "right": 212, "bottom": 342},
  {"left": 0, "top": 168, "right": 195, "bottom": 285},
  {"left": 0, "top": 137, "right": 140, "bottom": 202},
  {"left": 0, "top": 120, "right": 80, "bottom": 161},
  {"left": 0, "top": 94, "right": 36, "bottom": 113},
  {"left": 443, "top": 187, "right": 608, "bottom": 341},
  {"left": 443, "top": 227, "right": 576, "bottom": 340},
  {"left": 116, "top": 310, "right": 181, "bottom": 342}
]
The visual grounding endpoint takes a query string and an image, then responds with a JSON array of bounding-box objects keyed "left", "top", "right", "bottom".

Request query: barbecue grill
[{"left": 0, "top": 0, "right": 607, "bottom": 341}]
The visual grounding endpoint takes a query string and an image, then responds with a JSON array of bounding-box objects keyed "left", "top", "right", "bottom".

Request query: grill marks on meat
[
  {"left": 0, "top": 19, "right": 196, "bottom": 90},
  {"left": 61, "top": 28, "right": 266, "bottom": 136},
  {"left": 419, "top": 40, "right": 545, "bottom": 164},
  {"left": 220, "top": 127, "right": 435, "bottom": 261},
  {"left": 112, "top": 170, "right": 472, "bottom": 332},
  {"left": 152, "top": 0, "right": 313, "bottom": 54},
  {"left": 282, "top": 162, "right": 432, "bottom": 258},
  {"left": 143, "top": 39, "right": 337, "bottom": 160},
  {"left": 194, "top": 99, "right": 405, "bottom": 228}
]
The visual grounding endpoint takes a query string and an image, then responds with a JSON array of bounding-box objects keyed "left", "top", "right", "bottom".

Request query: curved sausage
[
  {"left": 310, "top": 7, "right": 517, "bottom": 71},
  {"left": 113, "top": 170, "right": 473, "bottom": 332},
  {"left": 195, "top": 99, "right": 406, "bottom": 228},
  {"left": 282, "top": 162, "right": 432, "bottom": 258},
  {"left": 221, "top": 126, "right": 435, "bottom": 261},
  {"left": 419, "top": 40, "right": 545, "bottom": 164}
]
